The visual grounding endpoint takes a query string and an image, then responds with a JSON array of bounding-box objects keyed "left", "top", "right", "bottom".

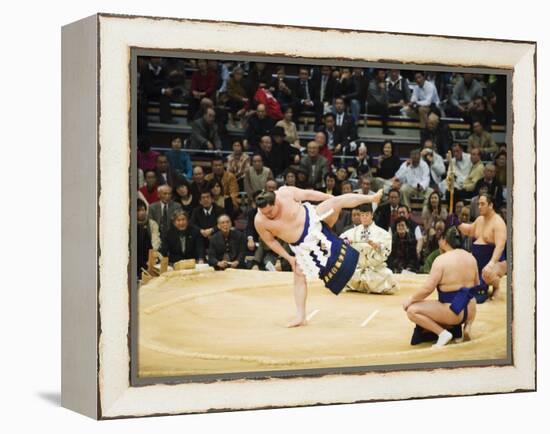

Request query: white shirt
[
  {"left": 410, "top": 79, "right": 440, "bottom": 106},
  {"left": 395, "top": 159, "right": 430, "bottom": 190},
  {"left": 451, "top": 152, "right": 472, "bottom": 189}
]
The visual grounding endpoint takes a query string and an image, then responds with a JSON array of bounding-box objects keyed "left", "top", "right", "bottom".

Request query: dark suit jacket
[
  {"left": 245, "top": 115, "right": 275, "bottom": 148},
  {"left": 420, "top": 123, "right": 453, "bottom": 156},
  {"left": 389, "top": 233, "right": 418, "bottom": 272},
  {"left": 189, "top": 117, "right": 221, "bottom": 150},
  {"left": 189, "top": 204, "right": 226, "bottom": 231},
  {"left": 318, "top": 126, "right": 349, "bottom": 153},
  {"left": 148, "top": 201, "right": 182, "bottom": 236},
  {"left": 333, "top": 111, "right": 358, "bottom": 141},
  {"left": 374, "top": 202, "right": 400, "bottom": 231},
  {"left": 293, "top": 78, "right": 318, "bottom": 103},
  {"left": 207, "top": 229, "right": 246, "bottom": 268},
  {"left": 313, "top": 75, "right": 336, "bottom": 103},
  {"left": 160, "top": 224, "right": 205, "bottom": 263}
]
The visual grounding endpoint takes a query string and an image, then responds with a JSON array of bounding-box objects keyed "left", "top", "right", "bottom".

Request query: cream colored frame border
[{"left": 97, "top": 14, "right": 535, "bottom": 418}]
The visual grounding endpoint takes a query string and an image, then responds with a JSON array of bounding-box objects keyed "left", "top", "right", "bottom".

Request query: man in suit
[
  {"left": 299, "top": 141, "right": 329, "bottom": 190},
  {"left": 155, "top": 153, "right": 174, "bottom": 187},
  {"left": 318, "top": 113, "right": 349, "bottom": 156},
  {"left": 138, "top": 57, "right": 175, "bottom": 126},
  {"left": 244, "top": 104, "right": 275, "bottom": 150},
  {"left": 374, "top": 188, "right": 401, "bottom": 231},
  {"left": 190, "top": 190, "right": 226, "bottom": 246},
  {"left": 314, "top": 65, "right": 336, "bottom": 113},
  {"left": 160, "top": 210, "right": 205, "bottom": 264},
  {"left": 293, "top": 67, "right": 323, "bottom": 127},
  {"left": 207, "top": 214, "right": 247, "bottom": 270},
  {"left": 270, "top": 66, "right": 295, "bottom": 113},
  {"left": 189, "top": 107, "right": 222, "bottom": 150},
  {"left": 148, "top": 185, "right": 182, "bottom": 238},
  {"left": 332, "top": 97, "right": 358, "bottom": 143}
]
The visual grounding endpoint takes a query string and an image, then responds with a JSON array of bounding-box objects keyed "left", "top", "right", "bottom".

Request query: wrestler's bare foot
[
  {"left": 463, "top": 323, "right": 473, "bottom": 342},
  {"left": 372, "top": 189, "right": 383, "bottom": 204},
  {"left": 286, "top": 316, "right": 307, "bottom": 328}
]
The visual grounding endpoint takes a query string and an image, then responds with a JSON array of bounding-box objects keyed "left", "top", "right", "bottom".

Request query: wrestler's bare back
[
  {"left": 254, "top": 187, "right": 307, "bottom": 244},
  {"left": 434, "top": 249, "right": 479, "bottom": 292}
]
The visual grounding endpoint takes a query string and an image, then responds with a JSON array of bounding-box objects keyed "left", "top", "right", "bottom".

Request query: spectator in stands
[
  {"left": 445, "top": 200, "right": 464, "bottom": 227},
  {"left": 284, "top": 169, "right": 297, "bottom": 187},
  {"left": 252, "top": 238, "right": 293, "bottom": 271},
  {"left": 446, "top": 143, "right": 472, "bottom": 200},
  {"left": 319, "top": 113, "right": 348, "bottom": 156},
  {"left": 293, "top": 66, "right": 323, "bottom": 127},
  {"left": 166, "top": 136, "right": 193, "bottom": 181},
  {"left": 207, "top": 214, "right": 247, "bottom": 270},
  {"left": 139, "top": 169, "right": 159, "bottom": 205},
  {"left": 226, "top": 140, "right": 250, "bottom": 190},
  {"left": 366, "top": 68, "right": 394, "bottom": 135},
  {"left": 190, "top": 190, "right": 225, "bottom": 244},
  {"left": 155, "top": 154, "right": 174, "bottom": 186},
  {"left": 189, "top": 59, "right": 217, "bottom": 120},
  {"left": 420, "top": 219, "right": 446, "bottom": 272},
  {"left": 347, "top": 143, "right": 373, "bottom": 180},
  {"left": 374, "top": 188, "right": 401, "bottom": 230},
  {"left": 353, "top": 175, "right": 377, "bottom": 212},
  {"left": 421, "top": 191, "right": 448, "bottom": 233},
  {"left": 254, "top": 80, "right": 284, "bottom": 121},
  {"left": 246, "top": 62, "right": 271, "bottom": 99},
  {"left": 265, "top": 179, "right": 278, "bottom": 192},
  {"left": 138, "top": 57, "right": 175, "bottom": 125},
  {"left": 394, "top": 148, "right": 432, "bottom": 208},
  {"left": 208, "top": 59, "right": 229, "bottom": 96},
  {"left": 340, "top": 180, "right": 354, "bottom": 195},
  {"left": 160, "top": 210, "right": 205, "bottom": 265},
  {"left": 320, "top": 172, "right": 341, "bottom": 196},
  {"left": 270, "top": 66, "right": 295, "bottom": 114},
  {"left": 314, "top": 131, "right": 334, "bottom": 167},
  {"left": 148, "top": 185, "right": 182, "bottom": 237},
  {"left": 373, "top": 140, "right": 401, "bottom": 193},
  {"left": 386, "top": 69, "right": 411, "bottom": 115},
  {"left": 388, "top": 217, "right": 418, "bottom": 273},
  {"left": 204, "top": 156, "right": 240, "bottom": 210},
  {"left": 332, "top": 97, "right": 358, "bottom": 143},
  {"left": 209, "top": 179, "right": 235, "bottom": 217},
  {"left": 272, "top": 126, "right": 301, "bottom": 169},
  {"left": 334, "top": 67, "right": 361, "bottom": 124},
  {"left": 494, "top": 149, "right": 507, "bottom": 187},
  {"left": 468, "top": 120, "right": 498, "bottom": 158},
  {"left": 459, "top": 205, "right": 473, "bottom": 251},
  {"left": 300, "top": 141, "right": 329, "bottom": 189},
  {"left": 190, "top": 165, "right": 207, "bottom": 199},
  {"left": 473, "top": 163, "right": 504, "bottom": 209},
  {"left": 257, "top": 135, "right": 288, "bottom": 178},
  {"left": 173, "top": 178, "right": 197, "bottom": 217},
  {"left": 226, "top": 67, "right": 249, "bottom": 125},
  {"left": 313, "top": 65, "right": 337, "bottom": 113},
  {"left": 470, "top": 96, "right": 493, "bottom": 131},
  {"left": 295, "top": 166, "right": 310, "bottom": 189},
  {"left": 275, "top": 107, "right": 301, "bottom": 148},
  {"left": 244, "top": 154, "right": 274, "bottom": 198},
  {"left": 189, "top": 107, "right": 221, "bottom": 150},
  {"left": 446, "top": 73, "right": 483, "bottom": 120},
  {"left": 137, "top": 198, "right": 161, "bottom": 275},
  {"left": 394, "top": 204, "right": 424, "bottom": 260},
  {"left": 244, "top": 104, "right": 275, "bottom": 150},
  {"left": 351, "top": 67, "right": 369, "bottom": 117},
  {"left": 461, "top": 147, "right": 485, "bottom": 197},
  {"left": 420, "top": 111, "right": 453, "bottom": 156},
  {"left": 421, "top": 138, "right": 446, "bottom": 194},
  {"left": 405, "top": 71, "right": 440, "bottom": 128},
  {"left": 137, "top": 137, "right": 160, "bottom": 172}
]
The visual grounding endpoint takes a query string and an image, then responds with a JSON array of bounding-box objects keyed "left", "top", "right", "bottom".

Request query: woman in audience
[
  {"left": 421, "top": 191, "right": 448, "bottom": 233},
  {"left": 275, "top": 107, "right": 301, "bottom": 149},
  {"left": 319, "top": 172, "right": 341, "bottom": 196},
  {"left": 373, "top": 140, "right": 401, "bottom": 192},
  {"left": 209, "top": 179, "right": 234, "bottom": 218},
  {"left": 173, "top": 178, "right": 197, "bottom": 217}
]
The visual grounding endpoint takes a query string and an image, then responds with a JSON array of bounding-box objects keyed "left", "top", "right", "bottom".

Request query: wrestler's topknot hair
[
  {"left": 444, "top": 226, "right": 462, "bottom": 249},
  {"left": 256, "top": 190, "right": 276, "bottom": 208}
]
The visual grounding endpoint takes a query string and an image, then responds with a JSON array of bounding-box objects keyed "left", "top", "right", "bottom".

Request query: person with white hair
[{"left": 147, "top": 184, "right": 182, "bottom": 237}]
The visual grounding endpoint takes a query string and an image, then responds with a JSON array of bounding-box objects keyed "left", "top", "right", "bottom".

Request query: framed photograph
[{"left": 61, "top": 13, "right": 536, "bottom": 419}]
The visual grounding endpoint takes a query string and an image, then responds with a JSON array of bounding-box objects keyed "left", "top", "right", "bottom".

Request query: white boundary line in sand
[
  {"left": 361, "top": 310, "right": 380, "bottom": 327},
  {"left": 307, "top": 309, "right": 320, "bottom": 321}
]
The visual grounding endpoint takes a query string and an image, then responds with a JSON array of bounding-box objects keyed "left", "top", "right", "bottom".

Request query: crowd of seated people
[{"left": 136, "top": 57, "right": 508, "bottom": 278}]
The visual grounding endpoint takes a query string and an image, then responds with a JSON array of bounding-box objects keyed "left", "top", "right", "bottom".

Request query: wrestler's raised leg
[
  {"left": 287, "top": 260, "right": 308, "bottom": 328},
  {"left": 406, "top": 301, "right": 465, "bottom": 347},
  {"left": 316, "top": 190, "right": 383, "bottom": 227},
  {"left": 463, "top": 298, "right": 477, "bottom": 342}
]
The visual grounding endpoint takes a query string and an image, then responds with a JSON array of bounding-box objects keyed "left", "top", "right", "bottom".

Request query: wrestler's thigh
[{"left": 409, "top": 301, "right": 463, "bottom": 325}]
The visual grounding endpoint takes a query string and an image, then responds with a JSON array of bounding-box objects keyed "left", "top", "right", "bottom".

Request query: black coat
[
  {"left": 207, "top": 229, "right": 247, "bottom": 268},
  {"left": 160, "top": 224, "right": 205, "bottom": 263},
  {"left": 245, "top": 115, "right": 275, "bottom": 148},
  {"left": 189, "top": 204, "right": 226, "bottom": 230}
]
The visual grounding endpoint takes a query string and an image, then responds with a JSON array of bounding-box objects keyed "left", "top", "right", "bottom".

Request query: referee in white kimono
[{"left": 340, "top": 203, "right": 398, "bottom": 294}]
